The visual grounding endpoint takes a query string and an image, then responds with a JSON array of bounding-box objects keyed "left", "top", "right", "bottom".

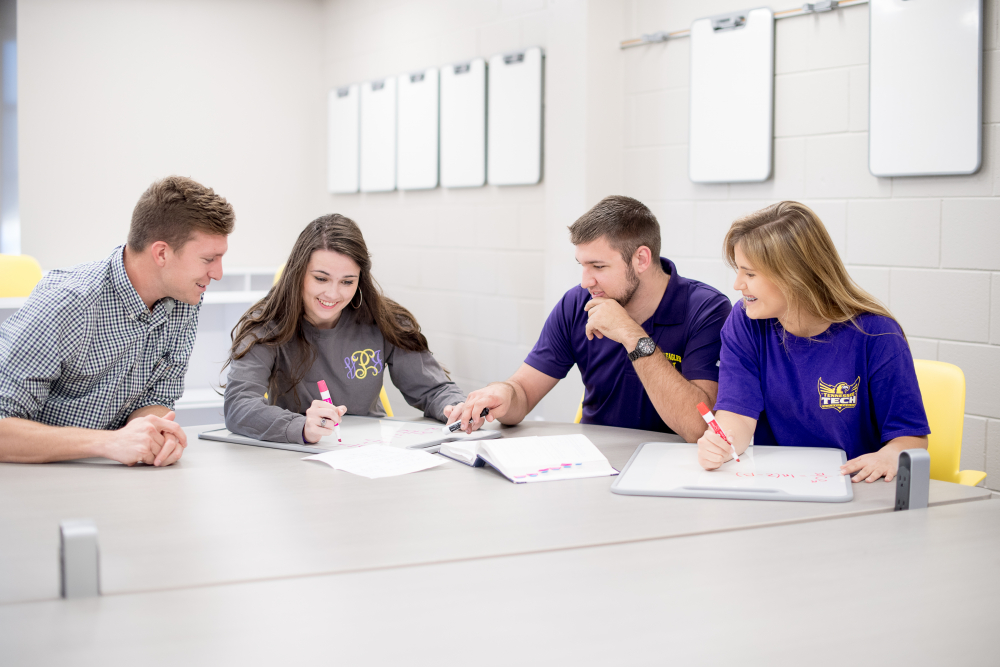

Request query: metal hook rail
[{"left": 619, "top": 0, "right": 869, "bottom": 50}]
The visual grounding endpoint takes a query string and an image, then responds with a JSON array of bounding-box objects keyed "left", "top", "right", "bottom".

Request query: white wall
[
  {"left": 18, "top": 0, "right": 328, "bottom": 270},
  {"left": 621, "top": 0, "right": 1000, "bottom": 489},
  {"left": 319, "top": 0, "right": 626, "bottom": 420}
]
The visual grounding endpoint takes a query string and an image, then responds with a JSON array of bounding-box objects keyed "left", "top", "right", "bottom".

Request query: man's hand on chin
[{"left": 583, "top": 297, "right": 646, "bottom": 349}]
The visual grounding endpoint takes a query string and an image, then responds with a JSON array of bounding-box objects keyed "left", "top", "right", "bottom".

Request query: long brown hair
[
  {"left": 224, "top": 214, "right": 429, "bottom": 402},
  {"left": 723, "top": 201, "right": 900, "bottom": 334}
]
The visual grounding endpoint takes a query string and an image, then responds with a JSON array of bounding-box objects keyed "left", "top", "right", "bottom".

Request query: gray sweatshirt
[{"left": 224, "top": 308, "right": 464, "bottom": 443}]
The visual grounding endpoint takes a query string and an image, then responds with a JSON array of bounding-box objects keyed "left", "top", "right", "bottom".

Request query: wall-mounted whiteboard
[
  {"left": 360, "top": 78, "right": 397, "bottom": 193},
  {"left": 487, "top": 47, "right": 543, "bottom": 186},
  {"left": 327, "top": 85, "right": 359, "bottom": 194},
  {"left": 869, "top": 0, "right": 982, "bottom": 177},
  {"left": 397, "top": 68, "right": 439, "bottom": 190},
  {"left": 689, "top": 8, "right": 774, "bottom": 183},
  {"left": 440, "top": 58, "right": 486, "bottom": 188}
]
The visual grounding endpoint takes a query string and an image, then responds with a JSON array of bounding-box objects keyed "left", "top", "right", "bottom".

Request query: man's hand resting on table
[{"left": 107, "top": 410, "right": 187, "bottom": 467}]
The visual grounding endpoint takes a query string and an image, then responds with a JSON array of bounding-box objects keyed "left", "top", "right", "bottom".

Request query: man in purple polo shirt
[{"left": 445, "top": 195, "right": 732, "bottom": 442}]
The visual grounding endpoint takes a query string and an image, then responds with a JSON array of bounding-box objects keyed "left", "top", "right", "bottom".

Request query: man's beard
[{"left": 614, "top": 263, "right": 641, "bottom": 307}]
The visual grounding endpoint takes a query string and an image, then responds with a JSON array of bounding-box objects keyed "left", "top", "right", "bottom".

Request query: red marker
[
  {"left": 317, "top": 380, "right": 342, "bottom": 443},
  {"left": 697, "top": 402, "right": 739, "bottom": 463}
]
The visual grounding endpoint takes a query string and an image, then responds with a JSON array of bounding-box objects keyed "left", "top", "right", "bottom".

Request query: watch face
[{"left": 637, "top": 337, "right": 656, "bottom": 356}]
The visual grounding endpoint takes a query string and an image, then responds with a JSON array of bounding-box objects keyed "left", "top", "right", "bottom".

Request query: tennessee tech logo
[{"left": 818, "top": 377, "right": 860, "bottom": 412}]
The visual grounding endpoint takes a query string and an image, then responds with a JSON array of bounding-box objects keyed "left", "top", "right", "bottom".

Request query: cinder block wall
[
  {"left": 622, "top": 2, "right": 1000, "bottom": 488},
  {"left": 320, "top": 0, "right": 569, "bottom": 421}
]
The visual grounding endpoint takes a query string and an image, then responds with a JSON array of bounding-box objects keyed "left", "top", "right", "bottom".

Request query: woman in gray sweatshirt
[{"left": 223, "top": 214, "right": 465, "bottom": 444}]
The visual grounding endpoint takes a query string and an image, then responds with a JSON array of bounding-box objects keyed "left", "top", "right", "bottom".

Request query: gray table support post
[
  {"left": 59, "top": 519, "right": 100, "bottom": 598},
  {"left": 895, "top": 449, "right": 931, "bottom": 511}
]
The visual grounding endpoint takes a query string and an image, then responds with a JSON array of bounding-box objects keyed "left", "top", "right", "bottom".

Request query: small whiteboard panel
[
  {"left": 689, "top": 8, "right": 774, "bottom": 183},
  {"left": 440, "top": 58, "right": 486, "bottom": 188},
  {"left": 611, "top": 443, "right": 852, "bottom": 503},
  {"left": 327, "top": 85, "right": 359, "bottom": 194},
  {"left": 869, "top": 0, "right": 982, "bottom": 177},
  {"left": 360, "top": 78, "right": 397, "bottom": 193},
  {"left": 397, "top": 68, "right": 439, "bottom": 190},
  {"left": 487, "top": 47, "right": 543, "bottom": 186}
]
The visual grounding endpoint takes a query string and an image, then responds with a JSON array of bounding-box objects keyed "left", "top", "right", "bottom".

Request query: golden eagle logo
[{"left": 818, "top": 377, "right": 860, "bottom": 413}]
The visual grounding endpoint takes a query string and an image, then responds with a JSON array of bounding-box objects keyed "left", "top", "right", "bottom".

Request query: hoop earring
[{"left": 351, "top": 287, "right": 363, "bottom": 310}]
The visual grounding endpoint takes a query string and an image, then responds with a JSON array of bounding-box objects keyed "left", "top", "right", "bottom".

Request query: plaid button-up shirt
[{"left": 0, "top": 246, "right": 200, "bottom": 430}]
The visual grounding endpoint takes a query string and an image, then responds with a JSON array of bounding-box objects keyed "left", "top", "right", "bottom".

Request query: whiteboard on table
[
  {"left": 869, "top": 0, "right": 982, "bottom": 177},
  {"left": 611, "top": 442, "right": 853, "bottom": 503}
]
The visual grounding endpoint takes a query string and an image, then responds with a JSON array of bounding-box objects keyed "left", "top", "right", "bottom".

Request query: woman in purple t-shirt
[{"left": 697, "top": 201, "right": 930, "bottom": 483}]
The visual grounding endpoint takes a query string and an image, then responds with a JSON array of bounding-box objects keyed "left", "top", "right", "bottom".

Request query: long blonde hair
[{"left": 723, "top": 201, "right": 901, "bottom": 335}]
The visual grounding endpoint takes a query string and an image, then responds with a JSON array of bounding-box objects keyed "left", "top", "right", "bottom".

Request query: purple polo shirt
[
  {"left": 714, "top": 302, "right": 930, "bottom": 460},
  {"left": 525, "top": 258, "right": 732, "bottom": 433}
]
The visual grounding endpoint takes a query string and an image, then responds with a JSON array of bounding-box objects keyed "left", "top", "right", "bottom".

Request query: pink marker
[
  {"left": 317, "top": 380, "right": 341, "bottom": 443},
  {"left": 697, "top": 402, "right": 739, "bottom": 463}
]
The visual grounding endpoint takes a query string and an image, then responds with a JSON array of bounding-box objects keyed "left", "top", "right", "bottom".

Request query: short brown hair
[
  {"left": 127, "top": 176, "right": 235, "bottom": 251},
  {"left": 568, "top": 195, "right": 661, "bottom": 264}
]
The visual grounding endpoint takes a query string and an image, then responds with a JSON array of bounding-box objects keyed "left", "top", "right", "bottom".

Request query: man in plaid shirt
[{"left": 0, "top": 176, "right": 234, "bottom": 466}]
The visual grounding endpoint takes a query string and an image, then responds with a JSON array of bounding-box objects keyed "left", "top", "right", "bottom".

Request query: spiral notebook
[{"left": 438, "top": 434, "right": 618, "bottom": 484}]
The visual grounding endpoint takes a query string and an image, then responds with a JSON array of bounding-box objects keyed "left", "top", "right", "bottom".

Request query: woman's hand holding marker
[
  {"left": 696, "top": 403, "right": 740, "bottom": 470},
  {"left": 304, "top": 380, "right": 346, "bottom": 444}
]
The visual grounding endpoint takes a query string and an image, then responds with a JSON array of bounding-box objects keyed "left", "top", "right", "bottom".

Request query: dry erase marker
[
  {"left": 443, "top": 407, "right": 490, "bottom": 433},
  {"left": 317, "top": 380, "right": 342, "bottom": 443},
  {"left": 697, "top": 402, "right": 739, "bottom": 463}
]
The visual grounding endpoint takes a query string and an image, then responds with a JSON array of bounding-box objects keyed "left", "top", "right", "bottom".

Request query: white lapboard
[
  {"left": 440, "top": 58, "right": 486, "bottom": 188},
  {"left": 487, "top": 47, "right": 543, "bottom": 186},
  {"left": 360, "top": 77, "right": 397, "bottom": 193},
  {"left": 397, "top": 68, "right": 439, "bottom": 190},
  {"left": 327, "top": 85, "right": 359, "bottom": 194},
  {"left": 869, "top": 0, "right": 982, "bottom": 177},
  {"left": 198, "top": 417, "right": 501, "bottom": 456},
  {"left": 689, "top": 8, "right": 774, "bottom": 183},
  {"left": 611, "top": 442, "right": 853, "bottom": 503}
]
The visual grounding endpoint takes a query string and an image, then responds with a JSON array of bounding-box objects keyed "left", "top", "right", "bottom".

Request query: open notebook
[{"left": 439, "top": 434, "right": 618, "bottom": 483}]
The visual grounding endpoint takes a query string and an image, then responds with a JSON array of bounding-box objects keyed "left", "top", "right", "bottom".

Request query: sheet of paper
[{"left": 303, "top": 445, "right": 445, "bottom": 479}]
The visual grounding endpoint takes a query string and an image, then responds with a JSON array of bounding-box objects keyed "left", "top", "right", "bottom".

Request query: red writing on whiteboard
[{"left": 735, "top": 472, "right": 831, "bottom": 483}]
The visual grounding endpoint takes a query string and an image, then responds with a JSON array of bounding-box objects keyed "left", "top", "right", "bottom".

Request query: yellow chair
[
  {"left": 574, "top": 390, "right": 584, "bottom": 424},
  {"left": 380, "top": 386, "right": 394, "bottom": 418},
  {"left": 0, "top": 254, "right": 43, "bottom": 298},
  {"left": 275, "top": 263, "right": 395, "bottom": 417},
  {"left": 913, "top": 359, "right": 986, "bottom": 487}
]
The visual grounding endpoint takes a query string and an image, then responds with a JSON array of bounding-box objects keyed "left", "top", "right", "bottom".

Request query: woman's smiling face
[
  {"left": 301, "top": 249, "right": 361, "bottom": 329},
  {"left": 732, "top": 243, "right": 788, "bottom": 321}
]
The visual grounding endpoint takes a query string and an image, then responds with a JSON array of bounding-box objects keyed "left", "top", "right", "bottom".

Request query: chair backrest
[
  {"left": 379, "top": 386, "right": 394, "bottom": 418},
  {"left": 574, "top": 390, "right": 584, "bottom": 424},
  {"left": 273, "top": 264, "right": 284, "bottom": 286},
  {"left": 913, "top": 359, "right": 965, "bottom": 484},
  {"left": 0, "top": 254, "right": 43, "bottom": 298}
]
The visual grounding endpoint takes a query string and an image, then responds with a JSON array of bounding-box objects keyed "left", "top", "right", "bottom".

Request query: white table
[
  {"left": 2, "top": 495, "right": 996, "bottom": 665},
  {"left": 0, "top": 420, "right": 990, "bottom": 605}
]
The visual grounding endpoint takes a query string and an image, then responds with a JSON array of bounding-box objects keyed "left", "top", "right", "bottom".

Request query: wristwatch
[{"left": 628, "top": 337, "right": 656, "bottom": 362}]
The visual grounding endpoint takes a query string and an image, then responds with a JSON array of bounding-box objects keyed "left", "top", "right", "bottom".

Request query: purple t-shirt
[
  {"left": 525, "top": 258, "right": 731, "bottom": 433},
  {"left": 714, "top": 302, "right": 930, "bottom": 459}
]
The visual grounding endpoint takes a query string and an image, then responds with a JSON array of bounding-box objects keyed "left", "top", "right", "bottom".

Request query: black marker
[{"left": 443, "top": 407, "right": 490, "bottom": 433}]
